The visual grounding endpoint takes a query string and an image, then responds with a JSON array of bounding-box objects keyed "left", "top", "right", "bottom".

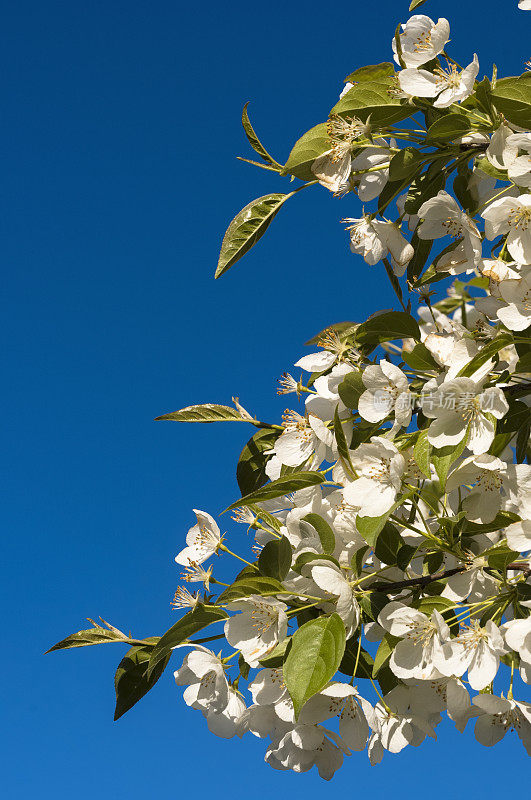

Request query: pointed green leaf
[
  {"left": 241, "top": 102, "right": 281, "bottom": 168},
  {"left": 114, "top": 643, "right": 169, "bottom": 721},
  {"left": 216, "top": 192, "right": 295, "bottom": 278},
  {"left": 284, "top": 614, "right": 346, "bottom": 719},
  {"left": 236, "top": 428, "right": 279, "bottom": 496},
  {"left": 258, "top": 536, "right": 292, "bottom": 581},
  {"left": 345, "top": 63, "right": 395, "bottom": 83},
  {"left": 282, "top": 123, "right": 329, "bottom": 181},
  {"left": 226, "top": 471, "right": 325, "bottom": 511},
  {"left": 356, "top": 312, "right": 421, "bottom": 345},
  {"left": 155, "top": 403, "right": 251, "bottom": 423},
  {"left": 302, "top": 513, "right": 336, "bottom": 555},
  {"left": 330, "top": 79, "right": 414, "bottom": 126},
  {"left": 426, "top": 113, "right": 472, "bottom": 142},
  {"left": 146, "top": 604, "right": 228, "bottom": 680},
  {"left": 413, "top": 429, "right": 432, "bottom": 478}
]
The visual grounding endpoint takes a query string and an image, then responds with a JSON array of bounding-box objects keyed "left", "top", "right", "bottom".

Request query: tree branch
[{"left": 370, "top": 562, "right": 529, "bottom": 593}]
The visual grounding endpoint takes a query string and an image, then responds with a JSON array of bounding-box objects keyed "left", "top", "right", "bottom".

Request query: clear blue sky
[{"left": 3, "top": 1, "right": 529, "bottom": 796}]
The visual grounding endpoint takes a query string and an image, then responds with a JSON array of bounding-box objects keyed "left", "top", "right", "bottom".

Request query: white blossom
[
  {"left": 392, "top": 15, "right": 450, "bottom": 68},
  {"left": 398, "top": 55, "right": 479, "bottom": 108},
  {"left": 175, "top": 510, "right": 223, "bottom": 567},
  {"left": 224, "top": 596, "right": 288, "bottom": 667}
]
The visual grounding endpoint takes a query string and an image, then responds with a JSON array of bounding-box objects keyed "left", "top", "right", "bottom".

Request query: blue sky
[{"left": 3, "top": 0, "right": 529, "bottom": 796}]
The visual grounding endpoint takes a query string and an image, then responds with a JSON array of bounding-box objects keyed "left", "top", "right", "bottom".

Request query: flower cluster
[{"left": 49, "top": 7, "right": 531, "bottom": 782}]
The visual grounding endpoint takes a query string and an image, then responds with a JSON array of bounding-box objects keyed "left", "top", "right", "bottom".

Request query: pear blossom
[
  {"left": 496, "top": 269, "right": 531, "bottom": 331},
  {"left": 265, "top": 723, "right": 349, "bottom": 779},
  {"left": 417, "top": 191, "right": 482, "bottom": 266},
  {"left": 441, "top": 560, "right": 499, "bottom": 604},
  {"left": 310, "top": 561, "right": 361, "bottom": 636},
  {"left": 311, "top": 115, "right": 370, "bottom": 193},
  {"left": 502, "top": 616, "right": 531, "bottom": 683},
  {"left": 349, "top": 139, "right": 395, "bottom": 202},
  {"left": 224, "top": 596, "right": 288, "bottom": 667},
  {"left": 471, "top": 695, "right": 531, "bottom": 754},
  {"left": 422, "top": 378, "right": 509, "bottom": 455},
  {"left": 206, "top": 688, "right": 247, "bottom": 738},
  {"left": 175, "top": 510, "right": 223, "bottom": 567},
  {"left": 343, "top": 436, "right": 406, "bottom": 517},
  {"left": 482, "top": 193, "right": 531, "bottom": 263},
  {"left": 298, "top": 683, "right": 373, "bottom": 751},
  {"left": 519, "top": 0, "right": 531, "bottom": 9},
  {"left": 392, "top": 15, "right": 450, "bottom": 68},
  {"left": 367, "top": 684, "right": 441, "bottom": 763},
  {"left": 174, "top": 646, "right": 230, "bottom": 713},
  {"left": 343, "top": 216, "right": 414, "bottom": 274},
  {"left": 446, "top": 455, "right": 513, "bottom": 524},
  {"left": 378, "top": 601, "right": 454, "bottom": 680},
  {"left": 398, "top": 55, "right": 479, "bottom": 108},
  {"left": 506, "top": 519, "right": 531, "bottom": 551},
  {"left": 358, "top": 359, "right": 412, "bottom": 427},
  {"left": 443, "top": 620, "right": 507, "bottom": 690}
]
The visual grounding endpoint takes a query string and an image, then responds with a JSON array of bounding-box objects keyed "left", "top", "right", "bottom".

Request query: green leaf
[
  {"left": 416, "top": 596, "right": 456, "bottom": 615},
  {"left": 461, "top": 511, "right": 520, "bottom": 536},
  {"left": 241, "top": 102, "right": 281, "bottom": 168},
  {"left": 293, "top": 552, "right": 340, "bottom": 575},
  {"left": 403, "top": 342, "right": 438, "bottom": 371},
  {"left": 216, "top": 192, "right": 295, "bottom": 278},
  {"left": 226, "top": 471, "right": 325, "bottom": 511},
  {"left": 404, "top": 159, "right": 450, "bottom": 215},
  {"left": 432, "top": 434, "right": 469, "bottom": 487},
  {"left": 259, "top": 637, "right": 291, "bottom": 667},
  {"left": 497, "top": 400, "right": 530, "bottom": 434},
  {"left": 515, "top": 352, "right": 531, "bottom": 374},
  {"left": 373, "top": 523, "right": 403, "bottom": 566},
  {"left": 338, "top": 371, "right": 365, "bottom": 408},
  {"left": 475, "top": 156, "right": 508, "bottom": 181},
  {"left": 302, "top": 513, "right": 336, "bottom": 555},
  {"left": 146, "top": 604, "right": 228, "bottom": 680},
  {"left": 397, "top": 543, "right": 418, "bottom": 571},
  {"left": 46, "top": 619, "right": 142, "bottom": 653},
  {"left": 330, "top": 79, "right": 414, "bottom": 126},
  {"left": 359, "top": 591, "right": 390, "bottom": 622},
  {"left": 486, "top": 543, "right": 520, "bottom": 572},
  {"left": 218, "top": 575, "right": 285, "bottom": 603},
  {"left": 388, "top": 147, "right": 425, "bottom": 182},
  {"left": 413, "top": 429, "right": 432, "bottom": 479},
  {"left": 426, "top": 114, "right": 472, "bottom": 142},
  {"left": 334, "top": 406, "right": 356, "bottom": 479},
  {"left": 491, "top": 73, "right": 531, "bottom": 128},
  {"left": 357, "top": 512, "right": 391, "bottom": 546},
  {"left": 406, "top": 230, "right": 433, "bottom": 284},
  {"left": 516, "top": 418, "right": 531, "bottom": 463},
  {"left": 305, "top": 321, "right": 357, "bottom": 346},
  {"left": 409, "top": 0, "right": 428, "bottom": 9},
  {"left": 155, "top": 403, "right": 251, "bottom": 423},
  {"left": 258, "top": 536, "right": 292, "bottom": 581},
  {"left": 373, "top": 633, "right": 398, "bottom": 676},
  {"left": 355, "top": 311, "right": 421, "bottom": 345},
  {"left": 345, "top": 63, "right": 395, "bottom": 83},
  {"left": 282, "top": 123, "right": 329, "bottom": 181},
  {"left": 236, "top": 428, "right": 279, "bottom": 496},
  {"left": 114, "top": 643, "right": 169, "bottom": 721},
  {"left": 283, "top": 614, "right": 346, "bottom": 719},
  {"left": 457, "top": 333, "right": 513, "bottom": 377}
]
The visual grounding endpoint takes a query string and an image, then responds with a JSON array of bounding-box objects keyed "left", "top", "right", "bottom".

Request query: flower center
[
  {"left": 508, "top": 206, "right": 531, "bottom": 231},
  {"left": 405, "top": 619, "right": 437, "bottom": 646},
  {"left": 413, "top": 30, "right": 433, "bottom": 52},
  {"left": 327, "top": 114, "right": 368, "bottom": 161},
  {"left": 434, "top": 65, "right": 462, "bottom": 90}
]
